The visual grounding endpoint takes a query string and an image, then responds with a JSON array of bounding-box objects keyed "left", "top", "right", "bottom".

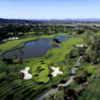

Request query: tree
[
  {"left": 50, "top": 63, "right": 54, "bottom": 66},
  {"left": 83, "top": 53, "right": 90, "bottom": 63},
  {"left": 73, "top": 76, "right": 80, "bottom": 84},
  {"left": 5, "top": 69, "right": 10, "bottom": 82},
  {"left": 69, "top": 50, "right": 73, "bottom": 58},
  {"left": 58, "top": 86, "right": 65, "bottom": 91},
  {"left": 12, "top": 53, "right": 17, "bottom": 72},
  {"left": 90, "top": 51, "right": 98, "bottom": 65},
  {"left": 20, "top": 51, "right": 23, "bottom": 55},
  {"left": 18, "top": 48, "right": 23, "bottom": 72},
  {"left": 5, "top": 94, "right": 14, "bottom": 100},
  {"left": 18, "top": 48, "right": 23, "bottom": 58},
  {"left": 5, "top": 69, "right": 12, "bottom": 90},
  {"left": 77, "top": 29, "right": 85, "bottom": 34},
  {"left": 20, "top": 72, "right": 25, "bottom": 94},
  {"left": 2, "top": 58, "right": 7, "bottom": 62},
  {"left": 82, "top": 69, "right": 88, "bottom": 76},
  {"left": 18, "top": 48, "right": 21, "bottom": 58},
  {"left": 77, "top": 47, "right": 85, "bottom": 56},
  {"left": 53, "top": 38, "right": 60, "bottom": 43},
  {"left": 47, "top": 64, "right": 52, "bottom": 88},
  {"left": 35, "top": 67, "right": 40, "bottom": 91},
  {"left": 12, "top": 53, "right": 17, "bottom": 59},
  {"left": 59, "top": 66, "right": 63, "bottom": 78},
  {"left": 64, "top": 88, "right": 75, "bottom": 97},
  {"left": 59, "top": 66, "right": 63, "bottom": 71},
  {"left": 73, "top": 75, "right": 87, "bottom": 84},
  {"left": 18, "top": 58, "right": 23, "bottom": 64},
  {"left": 48, "top": 74, "right": 52, "bottom": 88},
  {"left": 4, "top": 60, "right": 9, "bottom": 66},
  {"left": 98, "top": 61, "right": 100, "bottom": 76}
]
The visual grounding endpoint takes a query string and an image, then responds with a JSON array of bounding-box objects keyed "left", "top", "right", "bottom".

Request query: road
[{"left": 37, "top": 46, "right": 91, "bottom": 100}]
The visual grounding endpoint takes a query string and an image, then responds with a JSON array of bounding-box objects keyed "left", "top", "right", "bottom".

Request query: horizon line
[{"left": 0, "top": 17, "right": 100, "bottom": 20}]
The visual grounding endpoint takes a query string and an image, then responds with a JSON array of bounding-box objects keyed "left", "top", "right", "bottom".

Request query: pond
[{"left": 3, "top": 35, "right": 73, "bottom": 59}]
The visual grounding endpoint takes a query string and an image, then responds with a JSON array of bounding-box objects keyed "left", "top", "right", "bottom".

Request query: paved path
[{"left": 37, "top": 46, "right": 91, "bottom": 100}]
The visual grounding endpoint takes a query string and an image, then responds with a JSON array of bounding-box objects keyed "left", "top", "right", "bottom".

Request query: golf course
[{"left": 0, "top": 22, "right": 100, "bottom": 100}]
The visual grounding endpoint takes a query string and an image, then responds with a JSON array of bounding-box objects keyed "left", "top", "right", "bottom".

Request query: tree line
[{"left": 0, "top": 23, "right": 99, "bottom": 41}]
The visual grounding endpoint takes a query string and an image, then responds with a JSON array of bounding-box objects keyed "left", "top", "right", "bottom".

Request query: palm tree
[
  {"left": 18, "top": 48, "right": 24, "bottom": 72},
  {"left": 18, "top": 58, "right": 23, "bottom": 72},
  {"left": 98, "top": 61, "right": 100, "bottom": 77},
  {"left": 59, "top": 66, "right": 63, "bottom": 78},
  {"left": 35, "top": 67, "right": 40, "bottom": 91},
  {"left": 20, "top": 51, "right": 23, "bottom": 55},
  {"left": 5, "top": 69, "right": 12, "bottom": 90},
  {"left": 4, "top": 59, "right": 9, "bottom": 66},
  {"left": 5, "top": 69, "right": 9, "bottom": 82},
  {"left": 18, "top": 48, "right": 24, "bottom": 59},
  {"left": 18, "top": 48, "right": 21, "bottom": 58},
  {"left": 12, "top": 53, "right": 17, "bottom": 72},
  {"left": 4, "top": 60, "right": 9, "bottom": 82},
  {"left": 2, "top": 58, "right": 7, "bottom": 62},
  {"left": 66, "top": 59, "right": 70, "bottom": 75},
  {"left": 48, "top": 74, "right": 52, "bottom": 88},
  {"left": 59, "top": 66, "right": 63, "bottom": 71},
  {"left": 48, "top": 64, "right": 52, "bottom": 88},
  {"left": 20, "top": 72, "right": 25, "bottom": 94},
  {"left": 5, "top": 93, "right": 14, "bottom": 100},
  {"left": 18, "top": 58, "right": 23, "bottom": 64},
  {"left": 12, "top": 53, "right": 17, "bottom": 59}
]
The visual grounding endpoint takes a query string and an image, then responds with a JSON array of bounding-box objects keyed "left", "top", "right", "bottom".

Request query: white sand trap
[
  {"left": 12, "top": 37, "right": 15, "bottom": 40},
  {"left": 8, "top": 38, "right": 11, "bottom": 40},
  {"left": 50, "top": 67, "right": 63, "bottom": 77},
  {"left": 15, "top": 37, "right": 18, "bottom": 39},
  {"left": 2, "top": 39, "right": 7, "bottom": 42},
  {"left": 20, "top": 67, "right": 32, "bottom": 79},
  {"left": 76, "top": 44, "right": 84, "bottom": 47}
]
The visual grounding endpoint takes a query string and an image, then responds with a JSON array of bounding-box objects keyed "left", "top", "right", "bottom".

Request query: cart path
[{"left": 37, "top": 46, "right": 91, "bottom": 100}]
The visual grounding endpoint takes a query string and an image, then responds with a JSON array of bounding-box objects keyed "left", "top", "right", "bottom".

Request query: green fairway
[
  {"left": 0, "top": 34, "right": 85, "bottom": 100},
  {"left": 0, "top": 17, "right": 100, "bottom": 100}
]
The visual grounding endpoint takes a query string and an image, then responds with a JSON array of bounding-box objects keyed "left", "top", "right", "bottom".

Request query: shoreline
[
  {"left": 2, "top": 34, "right": 73, "bottom": 59},
  {"left": 49, "top": 41, "right": 62, "bottom": 46}
]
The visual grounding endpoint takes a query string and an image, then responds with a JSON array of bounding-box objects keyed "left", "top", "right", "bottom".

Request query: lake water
[{"left": 3, "top": 35, "right": 73, "bottom": 59}]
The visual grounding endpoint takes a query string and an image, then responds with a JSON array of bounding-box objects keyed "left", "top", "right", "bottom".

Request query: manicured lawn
[
  {"left": 0, "top": 34, "right": 84, "bottom": 100},
  {"left": 29, "top": 61, "right": 50, "bottom": 83}
]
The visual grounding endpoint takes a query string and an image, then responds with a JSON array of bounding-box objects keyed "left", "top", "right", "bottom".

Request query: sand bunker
[
  {"left": 76, "top": 44, "right": 84, "bottom": 47},
  {"left": 76, "top": 44, "right": 87, "bottom": 47},
  {"left": 50, "top": 67, "right": 63, "bottom": 77},
  {"left": 2, "top": 39, "right": 7, "bottom": 42},
  {"left": 20, "top": 67, "right": 32, "bottom": 79},
  {"left": 8, "top": 37, "right": 19, "bottom": 40},
  {"left": 2, "top": 37, "right": 19, "bottom": 42}
]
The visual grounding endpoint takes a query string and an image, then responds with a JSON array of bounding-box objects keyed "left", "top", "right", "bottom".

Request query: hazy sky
[{"left": 0, "top": 0, "right": 100, "bottom": 19}]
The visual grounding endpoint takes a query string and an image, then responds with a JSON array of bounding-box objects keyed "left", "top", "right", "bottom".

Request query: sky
[{"left": 0, "top": 0, "right": 100, "bottom": 19}]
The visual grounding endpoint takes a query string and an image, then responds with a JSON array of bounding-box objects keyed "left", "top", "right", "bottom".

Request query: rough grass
[{"left": 78, "top": 78, "right": 100, "bottom": 100}]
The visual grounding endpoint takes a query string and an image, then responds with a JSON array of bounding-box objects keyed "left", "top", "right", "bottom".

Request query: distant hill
[
  {"left": 27, "top": 18, "right": 100, "bottom": 23},
  {"left": 0, "top": 18, "right": 43, "bottom": 24},
  {"left": 0, "top": 18, "right": 100, "bottom": 24}
]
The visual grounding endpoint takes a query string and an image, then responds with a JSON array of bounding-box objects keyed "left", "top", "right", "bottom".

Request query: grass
[
  {"left": 30, "top": 62, "right": 50, "bottom": 83},
  {"left": 67, "top": 45, "right": 99, "bottom": 100},
  {"left": 78, "top": 78, "right": 100, "bottom": 100},
  {"left": 87, "top": 48, "right": 94, "bottom": 57},
  {"left": 0, "top": 33, "right": 84, "bottom": 100}
]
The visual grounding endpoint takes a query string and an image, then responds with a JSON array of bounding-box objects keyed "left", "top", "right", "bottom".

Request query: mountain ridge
[{"left": 0, "top": 18, "right": 100, "bottom": 24}]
